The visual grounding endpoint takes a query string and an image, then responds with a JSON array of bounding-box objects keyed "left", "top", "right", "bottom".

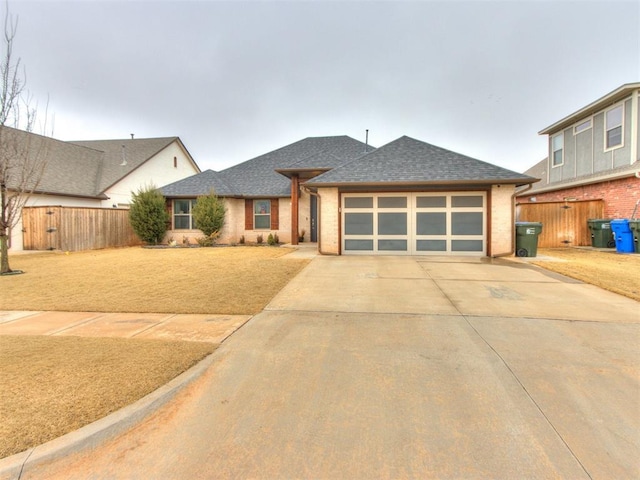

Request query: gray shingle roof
[
  {"left": 216, "top": 135, "right": 371, "bottom": 196},
  {"left": 161, "top": 136, "right": 368, "bottom": 198},
  {"left": 307, "top": 136, "right": 538, "bottom": 186},
  {"left": 2, "top": 126, "right": 195, "bottom": 198},
  {"left": 1, "top": 126, "right": 104, "bottom": 198},
  {"left": 160, "top": 169, "right": 234, "bottom": 197}
]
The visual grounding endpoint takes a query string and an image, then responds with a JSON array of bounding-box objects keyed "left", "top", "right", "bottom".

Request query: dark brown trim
[
  {"left": 270, "top": 199, "right": 279, "bottom": 230},
  {"left": 244, "top": 199, "right": 253, "bottom": 230},
  {"left": 291, "top": 175, "right": 299, "bottom": 245}
]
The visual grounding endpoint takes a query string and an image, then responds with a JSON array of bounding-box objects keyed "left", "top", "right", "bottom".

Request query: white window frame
[
  {"left": 574, "top": 119, "right": 592, "bottom": 134},
  {"left": 604, "top": 104, "right": 624, "bottom": 151},
  {"left": 551, "top": 133, "right": 564, "bottom": 167},
  {"left": 173, "top": 199, "right": 197, "bottom": 230}
]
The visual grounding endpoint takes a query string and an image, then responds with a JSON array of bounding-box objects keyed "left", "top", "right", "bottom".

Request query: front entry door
[{"left": 310, "top": 195, "right": 318, "bottom": 242}]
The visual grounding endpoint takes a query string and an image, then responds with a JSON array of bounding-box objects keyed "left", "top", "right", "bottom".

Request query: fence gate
[
  {"left": 516, "top": 200, "right": 604, "bottom": 248},
  {"left": 22, "top": 206, "right": 142, "bottom": 251}
]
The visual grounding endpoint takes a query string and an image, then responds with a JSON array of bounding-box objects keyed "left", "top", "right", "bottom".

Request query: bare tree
[{"left": 0, "top": 5, "right": 48, "bottom": 274}]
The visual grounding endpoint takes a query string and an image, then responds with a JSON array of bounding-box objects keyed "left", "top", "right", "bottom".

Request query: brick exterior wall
[
  {"left": 490, "top": 185, "right": 515, "bottom": 256},
  {"left": 163, "top": 197, "right": 292, "bottom": 245},
  {"left": 517, "top": 176, "right": 640, "bottom": 219},
  {"left": 318, "top": 187, "right": 340, "bottom": 254}
]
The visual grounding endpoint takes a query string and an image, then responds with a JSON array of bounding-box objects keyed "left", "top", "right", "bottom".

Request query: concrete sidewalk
[
  {"left": 2, "top": 255, "right": 639, "bottom": 479},
  {"left": 0, "top": 311, "right": 250, "bottom": 344}
]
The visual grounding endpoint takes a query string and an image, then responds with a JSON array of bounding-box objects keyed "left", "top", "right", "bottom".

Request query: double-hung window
[
  {"left": 605, "top": 105, "right": 623, "bottom": 149},
  {"left": 173, "top": 199, "right": 197, "bottom": 229},
  {"left": 552, "top": 133, "right": 563, "bottom": 166},
  {"left": 254, "top": 200, "right": 271, "bottom": 229}
]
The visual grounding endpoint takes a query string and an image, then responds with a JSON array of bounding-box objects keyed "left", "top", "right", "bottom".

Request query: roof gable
[
  {"left": 70, "top": 137, "right": 181, "bottom": 192},
  {"left": 307, "top": 136, "right": 537, "bottom": 186}
]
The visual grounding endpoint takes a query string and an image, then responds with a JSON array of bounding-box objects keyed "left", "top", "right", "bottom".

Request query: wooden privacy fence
[
  {"left": 22, "top": 206, "right": 142, "bottom": 251},
  {"left": 516, "top": 200, "right": 604, "bottom": 248}
]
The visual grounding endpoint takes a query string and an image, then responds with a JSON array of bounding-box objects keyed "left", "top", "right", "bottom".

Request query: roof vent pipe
[
  {"left": 120, "top": 145, "right": 127, "bottom": 166},
  {"left": 365, "top": 129, "right": 369, "bottom": 152},
  {"left": 130, "top": 133, "right": 134, "bottom": 139}
]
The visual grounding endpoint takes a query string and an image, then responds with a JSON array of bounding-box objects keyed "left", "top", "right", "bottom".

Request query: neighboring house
[
  {"left": 161, "top": 135, "right": 537, "bottom": 256},
  {"left": 3, "top": 126, "right": 200, "bottom": 250},
  {"left": 517, "top": 83, "right": 640, "bottom": 219}
]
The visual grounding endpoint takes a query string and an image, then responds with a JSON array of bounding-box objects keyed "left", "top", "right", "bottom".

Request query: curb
[{"left": 0, "top": 352, "right": 217, "bottom": 480}]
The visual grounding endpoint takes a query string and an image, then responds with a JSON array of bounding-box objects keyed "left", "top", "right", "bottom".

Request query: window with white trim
[
  {"left": 552, "top": 133, "right": 563, "bottom": 166},
  {"left": 254, "top": 199, "right": 271, "bottom": 229},
  {"left": 605, "top": 105, "right": 623, "bottom": 149},
  {"left": 574, "top": 119, "right": 591, "bottom": 134},
  {"left": 173, "top": 199, "right": 197, "bottom": 229}
]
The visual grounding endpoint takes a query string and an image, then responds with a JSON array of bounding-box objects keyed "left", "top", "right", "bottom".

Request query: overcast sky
[{"left": 8, "top": 0, "right": 640, "bottom": 174}]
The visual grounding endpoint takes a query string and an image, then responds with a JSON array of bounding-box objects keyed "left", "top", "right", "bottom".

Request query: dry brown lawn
[
  {"left": 533, "top": 248, "right": 640, "bottom": 301},
  {"left": 0, "top": 335, "right": 215, "bottom": 459},
  {"left": 0, "top": 246, "right": 308, "bottom": 459},
  {"left": 1, "top": 246, "right": 309, "bottom": 314}
]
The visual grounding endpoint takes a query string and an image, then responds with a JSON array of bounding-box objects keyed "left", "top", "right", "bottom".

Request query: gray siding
[
  {"left": 593, "top": 112, "right": 610, "bottom": 173},
  {"left": 637, "top": 97, "right": 640, "bottom": 161},
  {"left": 575, "top": 128, "right": 592, "bottom": 176},
  {"left": 613, "top": 98, "right": 632, "bottom": 168},
  {"left": 562, "top": 127, "right": 576, "bottom": 180},
  {"left": 551, "top": 95, "right": 635, "bottom": 180}
]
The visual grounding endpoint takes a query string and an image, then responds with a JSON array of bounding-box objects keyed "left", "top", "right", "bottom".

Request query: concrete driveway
[{"left": 6, "top": 256, "right": 640, "bottom": 479}]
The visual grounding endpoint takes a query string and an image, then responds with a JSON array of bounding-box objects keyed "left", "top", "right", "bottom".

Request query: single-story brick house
[{"left": 160, "top": 135, "right": 538, "bottom": 256}]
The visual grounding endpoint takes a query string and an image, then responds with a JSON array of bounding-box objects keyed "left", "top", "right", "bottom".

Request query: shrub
[
  {"left": 129, "top": 185, "right": 169, "bottom": 245},
  {"left": 239, "top": 235, "right": 245, "bottom": 244},
  {"left": 274, "top": 233, "right": 279, "bottom": 244},
  {"left": 256, "top": 234, "right": 263, "bottom": 244},
  {"left": 192, "top": 190, "right": 225, "bottom": 238},
  {"left": 267, "top": 233, "right": 275, "bottom": 246},
  {"left": 196, "top": 231, "right": 220, "bottom": 247}
]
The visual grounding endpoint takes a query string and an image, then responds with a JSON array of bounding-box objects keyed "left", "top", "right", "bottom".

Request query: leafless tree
[{"left": 0, "top": 5, "right": 49, "bottom": 274}]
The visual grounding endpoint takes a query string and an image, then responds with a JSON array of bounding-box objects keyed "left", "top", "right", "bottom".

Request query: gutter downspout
[
  {"left": 492, "top": 183, "right": 534, "bottom": 258},
  {"left": 301, "top": 186, "right": 338, "bottom": 256}
]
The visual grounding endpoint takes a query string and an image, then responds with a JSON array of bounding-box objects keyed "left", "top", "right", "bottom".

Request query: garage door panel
[
  {"left": 417, "top": 196, "right": 446, "bottom": 208},
  {"left": 345, "top": 213, "right": 373, "bottom": 235},
  {"left": 379, "top": 239, "right": 408, "bottom": 251},
  {"left": 451, "top": 212, "right": 483, "bottom": 235},
  {"left": 452, "top": 195, "right": 484, "bottom": 207},
  {"left": 378, "top": 213, "right": 407, "bottom": 235},
  {"left": 378, "top": 196, "right": 407, "bottom": 208},
  {"left": 452, "top": 239, "right": 484, "bottom": 251},
  {"left": 417, "top": 212, "right": 446, "bottom": 235},
  {"left": 345, "top": 239, "right": 374, "bottom": 251},
  {"left": 416, "top": 239, "right": 447, "bottom": 252}
]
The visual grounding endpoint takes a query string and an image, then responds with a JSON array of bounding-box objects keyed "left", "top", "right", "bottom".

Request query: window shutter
[
  {"left": 166, "top": 200, "right": 173, "bottom": 229},
  {"left": 270, "top": 199, "right": 279, "bottom": 230},
  {"left": 245, "top": 199, "right": 253, "bottom": 230}
]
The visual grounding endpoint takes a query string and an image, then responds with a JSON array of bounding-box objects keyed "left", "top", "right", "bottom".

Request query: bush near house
[
  {"left": 129, "top": 186, "right": 170, "bottom": 245},
  {"left": 192, "top": 190, "right": 225, "bottom": 246}
]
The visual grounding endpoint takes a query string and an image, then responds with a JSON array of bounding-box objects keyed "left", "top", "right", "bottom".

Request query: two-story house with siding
[{"left": 517, "top": 83, "right": 640, "bottom": 247}]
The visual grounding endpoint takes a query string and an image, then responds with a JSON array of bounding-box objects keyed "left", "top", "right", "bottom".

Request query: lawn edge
[{"left": 0, "top": 350, "right": 218, "bottom": 479}]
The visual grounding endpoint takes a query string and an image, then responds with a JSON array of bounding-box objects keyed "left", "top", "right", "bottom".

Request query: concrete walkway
[{"left": 2, "top": 256, "right": 639, "bottom": 479}]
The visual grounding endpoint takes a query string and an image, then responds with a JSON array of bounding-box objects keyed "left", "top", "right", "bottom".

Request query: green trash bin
[
  {"left": 587, "top": 219, "right": 615, "bottom": 248},
  {"left": 629, "top": 219, "right": 640, "bottom": 253},
  {"left": 515, "top": 222, "right": 543, "bottom": 257}
]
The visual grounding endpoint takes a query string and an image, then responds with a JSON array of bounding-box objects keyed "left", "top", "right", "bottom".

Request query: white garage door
[{"left": 342, "top": 192, "right": 486, "bottom": 255}]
